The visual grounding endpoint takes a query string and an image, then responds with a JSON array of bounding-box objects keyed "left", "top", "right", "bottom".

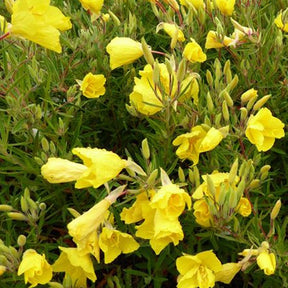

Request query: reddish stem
[{"left": 0, "top": 32, "right": 10, "bottom": 41}]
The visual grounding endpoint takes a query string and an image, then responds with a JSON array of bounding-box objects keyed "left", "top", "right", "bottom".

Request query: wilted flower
[
  {"left": 18, "top": 249, "right": 52, "bottom": 287},
  {"left": 245, "top": 108, "right": 285, "bottom": 152},
  {"left": 236, "top": 197, "right": 251, "bottom": 217},
  {"left": 274, "top": 11, "right": 288, "bottom": 32},
  {"left": 78, "top": 73, "right": 106, "bottom": 98},
  {"left": 53, "top": 247, "right": 97, "bottom": 288},
  {"left": 99, "top": 227, "right": 140, "bottom": 263},
  {"left": 176, "top": 250, "right": 222, "bottom": 288},
  {"left": 10, "top": 0, "right": 72, "bottom": 53},
  {"left": 106, "top": 37, "right": 144, "bottom": 70},
  {"left": 215, "top": 263, "right": 241, "bottom": 284},
  {"left": 183, "top": 41, "right": 207, "bottom": 63},
  {"left": 257, "top": 251, "right": 276, "bottom": 275},
  {"left": 173, "top": 126, "right": 224, "bottom": 165},
  {"left": 193, "top": 199, "right": 213, "bottom": 227},
  {"left": 79, "top": 0, "right": 104, "bottom": 16},
  {"left": 158, "top": 22, "right": 185, "bottom": 42},
  {"left": 215, "top": 0, "right": 236, "bottom": 16}
]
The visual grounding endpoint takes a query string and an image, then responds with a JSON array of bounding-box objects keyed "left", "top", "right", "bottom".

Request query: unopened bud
[
  {"left": 0, "top": 205, "right": 13, "bottom": 212},
  {"left": 204, "top": 115, "right": 211, "bottom": 127},
  {"left": 48, "top": 282, "right": 64, "bottom": 288},
  {"left": 206, "top": 175, "right": 216, "bottom": 198},
  {"left": 41, "top": 137, "right": 50, "bottom": 153},
  {"left": 147, "top": 169, "right": 159, "bottom": 187},
  {"left": 20, "top": 196, "right": 29, "bottom": 213},
  {"left": 218, "top": 125, "right": 229, "bottom": 137},
  {"left": 7, "top": 212, "right": 28, "bottom": 221},
  {"left": 224, "top": 60, "right": 232, "bottom": 83},
  {"left": 229, "top": 158, "right": 238, "bottom": 184},
  {"left": 141, "top": 138, "right": 150, "bottom": 160},
  {"left": 141, "top": 37, "right": 154, "bottom": 66},
  {"left": 248, "top": 179, "right": 260, "bottom": 189},
  {"left": 222, "top": 100, "right": 230, "bottom": 122},
  {"left": 240, "top": 107, "right": 248, "bottom": 122},
  {"left": 206, "top": 70, "right": 213, "bottom": 87},
  {"left": 241, "top": 88, "right": 258, "bottom": 103},
  {"left": 223, "top": 90, "right": 234, "bottom": 107},
  {"left": 17, "top": 235, "right": 26, "bottom": 247},
  {"left": 215, "top": 113, "right": 222, "bottom": 127},
  {"left": 246, "top": 95, "right": 258, "bottom": 111},
  {"left": 39, "top": 203, "right": 46, "bottom": 211},
  {"left": 153, "top": 61, "right": 160, "bottom": 86},
  {"left": 177, "top": 59, "right": 187, "bottom": 82},
  {"left": 236, "top": 179, "right": 246, "bottom": 199},
  {"left": 271, "top": 199, "right": 281, "bottom": 220},
  {"left": 108, "top": 10, "right": 121, "bottom": 26},
  {"left": 178, "top": 167, "right": 185, "bottom": 182},
  {"left": 207, "top": 92, "right": 214, "bottom": 113},
  {"left": 252, "top": 95, "right": 271, "bottom": 111},
  {"left": 260, "top": 165, "right": 271, "bottom": 181},
  {"left": 226, "top": 75, "right": 239, "bottom": 92}
]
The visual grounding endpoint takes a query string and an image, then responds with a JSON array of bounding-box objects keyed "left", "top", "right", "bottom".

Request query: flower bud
[
  {"left": 206, "top": 175, "right": 216, "bottom": 198},
  {"left": 222, "top": 100, "right": 230, "bottom": 122},
  {"left": 177, "top": 58, "right": 187, "bottom": 82},
  {"left": 7, "top": 212, "right": 28, "bottom": 221},
  {"left": 206, "top": 70, "right": 213, "bottom": 87},
  {"left": 270, "top": 199, "right": 281, "bottom": 220},
  {"left": 108, "top": 10, "right": 121, "bottom": 26},
  {"left": 206, "top": 92, "right": 214, "bottom": 113},
  {"left": 141, "top": 138, "right": 150, "bottom": 160},
  {"left": 141, "top": 37, "right": 154, "bottom": 66},
  {"left": 252, "top": 95, "right": 271, "bottom": 111},
  {"left": 260, "top": 165, "right": 271, "bottom": 181},
  {"left": 241, "top": 88, "right": 258, "bottom": 103},
  {"left": 17, "top": 235, "right": 26, "bottom": 247},
  {"left": 225, "top": 75, "right": 239, "bottom": 92},
  {"left": 246, "top": 95, "right": 258, "bottom": 111},
  {"left": 147, "top": 169, "right": 159, "bottom": 187},
  {"left": 224, "top": 60, "right": 232, "bottom": 83},
  {"left": 248, "top": 179, "right": 260, "bottom": 189},
  {"left": 236, "top": 179, "right": 246, "bottom": 200},
  {"left": 41, "top": 137, "right": 50, "bottom": 153},
  {"left": 178, "top": 167, "right": 185, "bottom": 182},
  {"left": 229, "top": 158, "right": 238, "bottom": 184},
  {"left": 48, "top": 282, "right": 64, "bottom": 288},
  {"left": 0, "top": 205, "right": 14, "bottom": 212},
  {"left": 223, "top": 90, "right": 234, "bottom": 107},
  {"left": 240, "top": 107, "right": 248, "bottom": 122}
]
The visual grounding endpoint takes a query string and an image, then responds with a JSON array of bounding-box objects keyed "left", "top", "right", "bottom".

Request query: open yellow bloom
[
  {"left": 236, "top": 197, "right": 251, "bottom": 217},
  {"left": 180, "top": 0, "right": 204, "bottom": 9},
  {"left": 99, "top": 227, "right": 140, "bottom": 263},
  {"left": 129, "top": 63, "right": 177, "bottom": 115},
  {"left": 150, "top": 184, "right": 191, "bottom": 219},
  {"left": 106, "top": 37, "right": 144, "bottom": 70},
  {"left": 183, "top": 41, "right": 207, "bottom": 63},
  {"left": 78, "top": 73, "right": 106, "bottom": 98},
  {"left": 257, "top": 251, "right": 276, "bottom": 275},
  {"left": 274, "top": 12, "right": 288, "bottom": 32},
  {"left": 79, "top": 0, "right": 104, "bottom": 16},
  {"left": 215, "top": 0, "right": 235, "bottom": 16},
  {"left": 173, "top": 126, "right": 224, "bottom": 165},
  {"left": 11, "top": 0, "right": 72, "bottom": 53},
  {"left": 53, "top": 247, "right": 96, "bottom": 288},
  {"left": 176, "top": 250, "right": 222, "bottom": 288},
  {"left": 245, "top": 108, "right": 285, "bottom": 152},
  {"left": 205, "top": 30, "right": 234, "bottom": 49},
  {"left": 193, "top": 199, "right": 213, "bottom": 227},
  {"left": 18, "top": 249, "right": 52, "bottom": 287}
]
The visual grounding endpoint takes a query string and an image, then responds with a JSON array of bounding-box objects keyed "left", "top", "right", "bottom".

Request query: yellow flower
[
  {"left": 99, "top": 227, "right": 140, "bottom": 263},
  {"left": 180, "top": 0, "right": 204, "bottom": 9},
  {"left": 151, "top": 213, "right": 184, "bottom": 255},
  {"left": 11, "top": 0, "right": 72, "bottom": 53},
  {"left": 245, "top": 108, "right": 285, "bottom": 152},
  {"left": 78, "top": 73, "right": 106, "bottom": 98},
  {"left": 129, "top": 63, "right": 177, "bottom": 115},
  {"left": 4, "top": 0, "right": 14, "bottom": 14},
  {"left": 53, "top": 247, "right": 97, "bottom": 288},
  {"left": 215, "top": 263, "right": 241, "bottom": 284},
  {"left": 215, "top": 0, "right": 235, "bottom": 16},
  {"left": 41, "top": 158, "right": 87, "bottom": 184},
  {"left": 67, "top": 197, "right": 113, "bottom": 259},
  {"left": 160, "top": 22, "right": 185, "bottom": 42},
  {"left": 176, "top": 250, "right": 222, "bottom": 288},
  {"left": 0, "top": 265, "right": 6, "bottom": 276},
  {"left": 106, "top": 37, "right": 144, "bottom": 70},
  {"left": 120, "top": 191, "right": 152, "bottom": 224},
  {"left": 274, "top": 12, "right": 288, "bottom": 32},
  {"left": 79, "top": 0, "right": 104, "bottom": 16},
  {"left": 257, "top": 251, "right": 276, "bottom": 275},
  {"left": 150, "top": 184, "right": 191, "bottom": 219},
  {"left": 183, "top": 41, "right": 207, "bottom": 63},
  {"left": 205, "top": 30, "right": 234, "bottom": 49},
  {"left": 193, "top": 199, "right": 213, "bottom": 227},
  {"left": 72, "top": 147, "right": 127, "bottom": 189},
  {"left": 173, "top": 126, "right": 224, "bottom": 165},
  {"left": 236, "top": 197, "right": 251, "bottom": 217},
  {"left": 18, "top": 249, "right": 52, "bottom": 287}
]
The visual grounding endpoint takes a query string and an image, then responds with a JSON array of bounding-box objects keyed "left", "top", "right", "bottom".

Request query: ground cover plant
[{"left": 0, "top": 0, "right": 288, "bottom": 287}]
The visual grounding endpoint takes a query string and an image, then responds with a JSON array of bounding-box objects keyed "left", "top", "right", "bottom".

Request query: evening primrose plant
[{"left": 0, "top": 0, "right": 287, "bottom": 287}]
